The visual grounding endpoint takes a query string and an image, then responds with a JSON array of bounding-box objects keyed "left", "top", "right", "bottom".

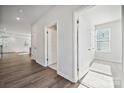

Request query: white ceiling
[
  {"left": 0, "top": 5, "right": 54, "bottom": 34},
  {"left": 81, "top": 5, "right": 121, "bottom": 25},
  {"left": 0, "top": 5, "right": 121, "bottom": 35}
]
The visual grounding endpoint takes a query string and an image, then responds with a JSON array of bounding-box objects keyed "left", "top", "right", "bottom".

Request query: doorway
[
  {"left": 45, "top": 23, "right": 58, "bottom": 71},
  {"left": 75, "top": 5, "right": 122, "bottom": 88}
]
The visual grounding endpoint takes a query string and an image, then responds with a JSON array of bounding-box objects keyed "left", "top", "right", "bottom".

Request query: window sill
[{"left": 96, "top": 50, "right": 111, "bottom": 53}]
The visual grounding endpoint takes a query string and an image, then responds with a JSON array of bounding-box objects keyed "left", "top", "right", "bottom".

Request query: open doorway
[
  {"left": 45, "top": 23, "right": 58, "bottom": 71},
  {"left": 75, "top": 5, "right": 122, "bottom": 88}
]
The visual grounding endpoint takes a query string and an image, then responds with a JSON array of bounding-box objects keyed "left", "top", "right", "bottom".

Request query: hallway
[
  {"left": 0, "top": 53, "right": 79, "bottom": 88},
  {"left": 0, "top": 5, "right": 123, "bottom": 88}
]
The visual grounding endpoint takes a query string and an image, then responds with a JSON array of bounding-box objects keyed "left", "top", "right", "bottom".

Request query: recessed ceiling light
[
  {"left": 3, "top": 27, "right": 6, "bottom": 31},
  {"left": 16, "top": 17, "right": 21, "bottom": 21},
  {"left": 19, "top": 9, "right": 23, "bottom": 13}
]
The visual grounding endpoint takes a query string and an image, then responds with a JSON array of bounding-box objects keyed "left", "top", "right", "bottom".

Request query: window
[{"left": 96, "top": 28, "right": 111, "bottom": 52}]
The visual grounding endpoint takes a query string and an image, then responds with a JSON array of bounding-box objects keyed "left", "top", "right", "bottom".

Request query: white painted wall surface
[
  {"left": 31, "top": 26, "right": 38, "bottom": 60},
  {"left": 3, "top": 37, "right": 31, "bottom": 53},
  {"left": 95, "top": 20, "right": 122, "bottom": 63},
  {"left": 31, "top": 6, "right": 83, "bottom": 82},
  {"left": 1, "top": 31, "right": 31, "bottom": 53},
  {"left": 122, "top": 6, "right": 124, "bottom": 88}
]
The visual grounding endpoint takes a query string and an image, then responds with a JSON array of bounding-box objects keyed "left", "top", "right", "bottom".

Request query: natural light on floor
[{"left": 78, "top": 62, "right": 114, "bottom": 88}]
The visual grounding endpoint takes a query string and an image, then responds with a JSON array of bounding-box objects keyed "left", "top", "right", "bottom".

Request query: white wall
[
  {"left": 31, "top": 6, "right": 83, "bottom": 82},
  {"left": 95, "top": 20, "right": 122, "bottom": 63},
  {"left": 1, "top": 31, "right": 31, "bottom": 53},
  {"left": 76, "top": 6, "right": 122, "bottom": 64},
  {"left": 122, "top": 6, "right": 124, "bottom": 88},
  {"left": 3, "top": 37, "right": 31, "bottom": 53},
  {"left": 31, "top": 26, "right": 38, "bottom": 59}
]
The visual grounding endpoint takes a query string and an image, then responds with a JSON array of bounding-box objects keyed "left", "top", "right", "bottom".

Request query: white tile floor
[
  {"left": 94, "top": 60, "right": 122, "bottom": 88},
  {"left": 78, "top": 84, "right": 88, "bottom": 88},
  {"left": 81, "top": 71, "right": 114, "bottom": 88},
  {"left": 90, "top": 62, "right": 112, "bottom": 76},
  {"left": 78, "top": 60, "right": 122, "bottom": 88}
]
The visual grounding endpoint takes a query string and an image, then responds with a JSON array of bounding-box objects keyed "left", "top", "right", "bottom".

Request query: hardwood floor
[{"left": 0, "top": 53, "right": 79, "bottom": 88}]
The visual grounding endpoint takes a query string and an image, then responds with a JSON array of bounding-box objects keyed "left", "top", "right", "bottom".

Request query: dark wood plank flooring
[{"left": 0, "top": 53, "right": 79, "bottom": 88}]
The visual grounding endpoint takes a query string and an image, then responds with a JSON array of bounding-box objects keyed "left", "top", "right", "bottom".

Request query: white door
[
  {"left": 78, "top": 13, "right": 94, "bottom": 80},
  {"left": 48, "top": 29, "right": 57, "bottom": 65}
]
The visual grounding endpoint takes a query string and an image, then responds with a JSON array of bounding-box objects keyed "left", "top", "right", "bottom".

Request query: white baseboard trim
[
  {"left": 57, "top": 71, "right": 75, "bottom": 83},
  {"left": 31, "top": 58, "right": 47, "bottom": 67},
  {"left": 37, "top": 60, "right": 47, "bottom": 67}
]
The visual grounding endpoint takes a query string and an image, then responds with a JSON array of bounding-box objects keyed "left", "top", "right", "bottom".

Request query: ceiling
[
  {"left": 0, "top": 5, "right": 121, "bottom": 35},
  {"left": 81, "top": 5, "right": 121, "bottom": 25},
  {"left": 0, "top": 5, "right": 54, "bottom": 34}
]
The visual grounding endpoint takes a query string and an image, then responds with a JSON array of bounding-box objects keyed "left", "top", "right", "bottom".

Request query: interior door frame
[
  {"left": 73, "top": 6, "right": 95, "bottom": 82},
  {"left": 44, "top": 21, "right": 58, "bottom": 71}
]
